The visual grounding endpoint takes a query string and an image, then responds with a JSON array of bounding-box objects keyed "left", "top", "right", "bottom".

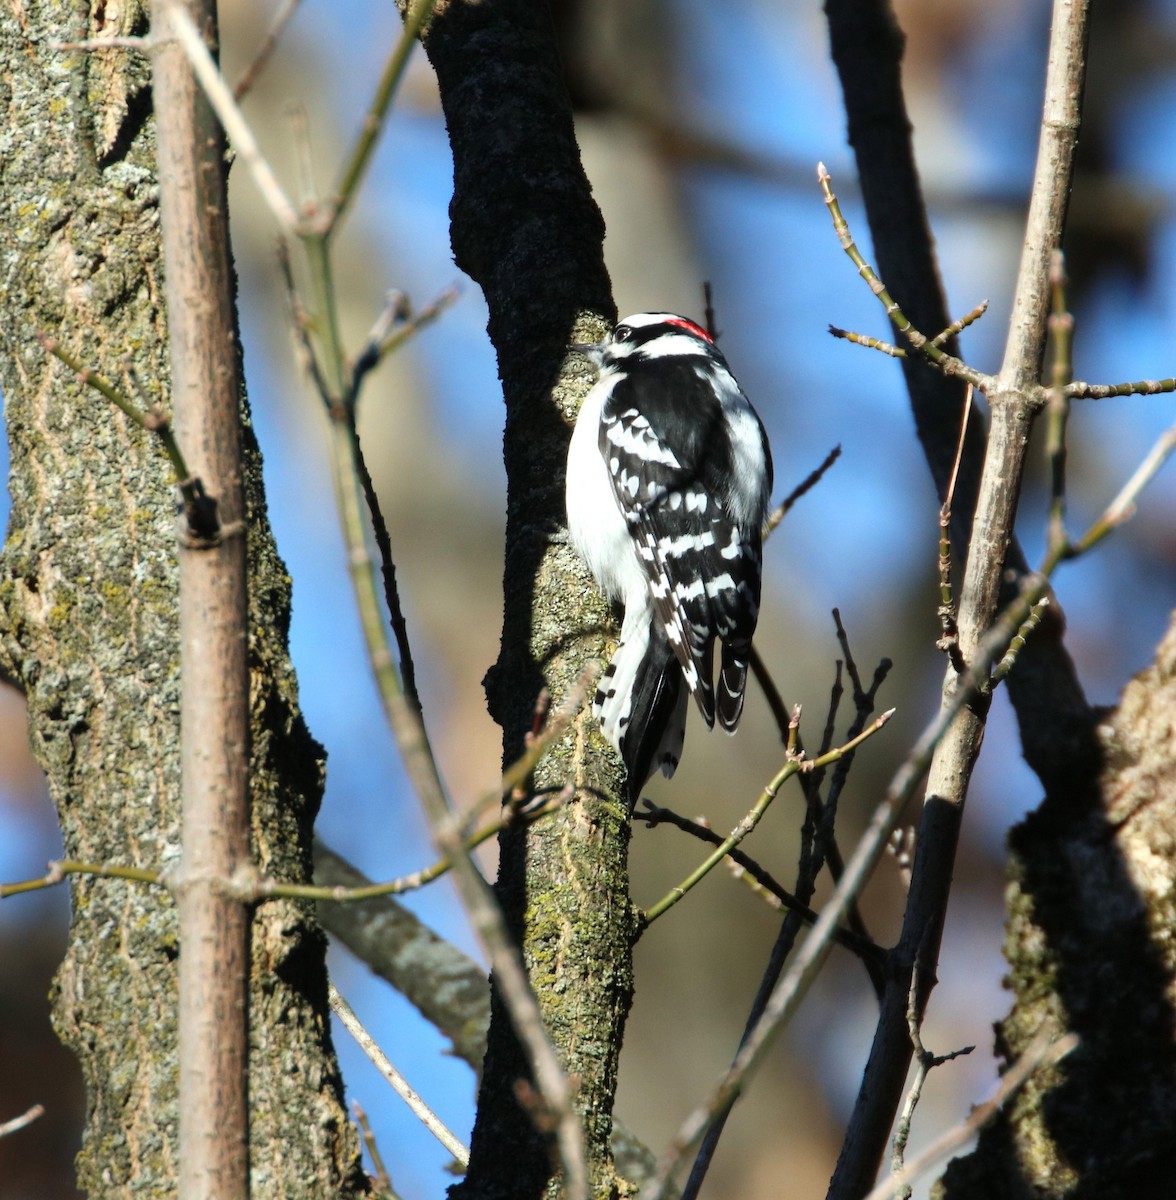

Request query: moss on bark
[{"left": 0, "top": 4, "right": 367, "bottom": 1194}]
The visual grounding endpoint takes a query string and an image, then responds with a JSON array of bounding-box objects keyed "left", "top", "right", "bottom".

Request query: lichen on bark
[
  {"left": 936, "top": 613, "right": 1176, "bottom": 1199},
  {"left": 0, "top": 4, "right": 367, "bottom": 1194}
]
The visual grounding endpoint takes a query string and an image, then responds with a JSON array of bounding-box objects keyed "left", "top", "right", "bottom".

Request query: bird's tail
[
  {"left": 716, "top": 638, "right": 751, "bottom": 732},
  {"left": 596, "top": 607, "right": 689, "bottom": 809}
]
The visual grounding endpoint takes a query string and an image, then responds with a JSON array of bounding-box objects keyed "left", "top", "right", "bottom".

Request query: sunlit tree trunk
[{"left": 0, "top": 3, "right": 367, "bottom": 1194}]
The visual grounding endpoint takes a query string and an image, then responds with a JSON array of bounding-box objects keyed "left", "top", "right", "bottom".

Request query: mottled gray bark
[{"left": 0, "top": 3, "right": 367, "bottom": 1194}]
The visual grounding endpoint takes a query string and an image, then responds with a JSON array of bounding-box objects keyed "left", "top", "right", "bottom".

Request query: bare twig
[
  {"left": 37, "top": 337, "right": 198, "bottom": 513},
  {"left": 0, "top": 1104, "right": 45, "bottom": 1139},
  {"left": 641, "top": 709, "right": 893, "bottom": 926},
  {"left": 159, "top": 0, "right": 300, "bottom": 233},
  {"left": 641, "top": 553, "right": 1073, "bottom": 1200},
  {"left": 1065, "top": 376, "right": 1176, "bottom": 400},
  {"left": 1, "top": 859, "right": 163, "bottom": 899},
  {"left": 818, "top": 164, "right": 990, "bottom": 390},
  {"left": 637, "top": 802, "right": 885, "bottom": 971},
  {"left": 1070, "top": 423, "right": 1176, "bottom": 555},
  {"left": 232, "top": 0, "right": 303, "bottom": 101},
  {"left": 935, "top": 389, "right": 972, "bottom": 672},
  {"left": 353, "top": 1102, "right": 398, "bottom": 1199},
  {"left": 829, "top": 300, "right": 988, "bottom": 359},
  {"left": 351, "top": 284, "right": 461, "bottom": 389},
  {"left": 762, "top": 444, "right": 841, "bottom": 535},
  {"left": 52, "top": 35, "right": 152, "bottom": 51},
  {"left": 326, "top": 0, "right": 437, "bottom": 234},
  {"left": 828, "top": 3, "right": 1094, "bottom": 1194},
  {"left": 889, "top": 968, "right": 974, "bottom": 1197},
  {"left": 865, "top": 1033, "right": 1079, "bottom": 1200},
  {"left": 330, "top": 985, "right": 470, "bottom": 1167}
]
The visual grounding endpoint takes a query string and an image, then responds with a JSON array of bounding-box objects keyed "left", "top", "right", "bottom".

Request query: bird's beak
[{"left": 570, "top": 340, "right": 605, "bottom": 365}]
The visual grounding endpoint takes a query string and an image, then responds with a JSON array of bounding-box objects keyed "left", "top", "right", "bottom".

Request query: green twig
[
  {"left": 1066, "top": 376, "right": 1176, "bottom": 400},
  {"left": 39, "top": 336, "right": 191, "bottom": 486},
  {"left": 1068, "top": 423, "right": 1176, "bottom": 558},
  {"left": 1, "top": 859, "right": 164, "bottom": 899},
  {"left": 818, "top": 163, "right": 988, "bottom": 389},
  {"left": 640, "top": 708, "right": 895, "bottom": 927},
  {"left": 930, "top": 300, "right": 989, "bottom": 348},
  {"left": 326, "top": 0, "right": 438, "bottom": 235},
  {"left": 829, "top": 301, "right": 987, "bottom": 360},
  {"left": 638, "top": 801, "right": 885, "bottom": 970}
]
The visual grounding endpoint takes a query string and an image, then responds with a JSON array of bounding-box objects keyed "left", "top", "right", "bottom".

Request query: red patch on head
[{"left": 664, "top": 316, "right": 714, "bottom": 343}]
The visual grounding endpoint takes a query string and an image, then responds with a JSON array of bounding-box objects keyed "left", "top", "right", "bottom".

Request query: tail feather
[
  {"left": 596, "top": 609, "right": 689, "bottom": 809},
  {"left": 716, "top": 640, "right": 750, "bottom": 732}
]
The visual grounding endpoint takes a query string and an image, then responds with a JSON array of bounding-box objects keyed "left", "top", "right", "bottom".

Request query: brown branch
[
  {"left": 827, "top": 1, "right": 1093, "bottom": 1194},
  {"left": 824, "top": 0, "right": 1094, "bottom": 801},
  {"left": 152, "top": 3, "right": 251, "bottom": 1194}
]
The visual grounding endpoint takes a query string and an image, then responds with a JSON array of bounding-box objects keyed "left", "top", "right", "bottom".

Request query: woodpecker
[{"left": 565, "top": 312, "right": 773, "bottom": 805}]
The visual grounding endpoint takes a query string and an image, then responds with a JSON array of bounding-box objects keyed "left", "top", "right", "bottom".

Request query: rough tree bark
[
  {"left": 937, "top": 614, "right": 1176, "bottom": 1198},
  {"left": 0, "top": 3, "right": 367, "bottom": 1194},
  {"left": 410, "top": 2, "right": 634, "bottom": 1198}
]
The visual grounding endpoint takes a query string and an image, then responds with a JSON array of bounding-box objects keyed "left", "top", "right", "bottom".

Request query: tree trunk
[
  {"left": 0, "top": 3, "right": 367, "bottom": 1194},
  {"left": 936, "top": 609, "right": 1176, "bottom": 1199},
  {"left": 415, "top": 2, "right": 635, "bottom": 1197}
]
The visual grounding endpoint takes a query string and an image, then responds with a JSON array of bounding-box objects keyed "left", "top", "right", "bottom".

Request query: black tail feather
[
  {"left": 716, "top": 641, "right": 750, "bottom": 732},
  {"left": 619, "top": 623, "right": 688, "bottom": 810}
]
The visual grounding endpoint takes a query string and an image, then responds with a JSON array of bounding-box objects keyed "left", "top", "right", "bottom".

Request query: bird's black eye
[{"left": 613, "top": 324, "right": 634, "bottom": 342}]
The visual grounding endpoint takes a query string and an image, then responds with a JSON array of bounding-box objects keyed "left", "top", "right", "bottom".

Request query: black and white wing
[{"left": 599, "top": 356, "right": 769, "bottom": 732}]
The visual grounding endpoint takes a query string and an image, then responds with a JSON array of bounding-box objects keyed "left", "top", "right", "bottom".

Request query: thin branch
[
  {"left": 153, "top": 3, "right": 253, "bottom": 1194},
  {"left": 37, "top": 337, "right": 197, "bottom": 507},
  {"left": 818, "top": 164, "right": 990, "bottom": 390},
  {"left": 1045, "top": 250, "right": 1074, "bottom": 555},
  {"left": 763, "top": 444, "right": 841, "bottom": 535},
  {"left": 1, "top": 859, "right": 164, "bottom": 899},
  {"left": 346, "top": 415, "right": 423, "bottom": 710},
  {"left": 829, "top": 300, "right": 988, "bottom": 359},
  {"left": 640, "top": 709, "right": 894, "bottom": 927},
  {"left": 935, "top": 390, "right": 972, "bottom": 673},
  {"left": 1065, "top": 376, "right": 1176, "bottom": 400},
  {"left": 326, "top": 0, "right": 437, "bottom": 235},
  {"left": 641, "top": 556, "right": 1071, "bottom": 1200},
  {"left": 0, "top": 1105, "right": 45, "bottom": 1139},
  {"left": 330, "top": 985, "right": 470, "bottom": 1167},
  {"left": 637, "top": 802, "right": 885, "bottom": 972},
  {"left": 1069, "top": 423, "right": 1176, "bottom": 555},
  {"left": 864, "top": 1033, "right": 1079, "bottom": 1200},
  {"left": 158, "top": 0, "right": 300, "bottom": 233},
  {"left": 829, "top": 3, "right": 1094, "bottom": 1193},
  {"left": 51, "top": 35, "right": 153, "bottom": 52},
  {"left": 232, "top": 0, "right": 303, "bottom": 101},
  {"left": 930, "top": 301, "right": 989, "bottom": 348},
  {"left": 889, "top": 967, "right": 974, "bottom": 1197},
  {"left": 353, "top": 1102, "right": 399, "bottom": 1200},
  {"left": 351, "top": 284, "right": 461, "bottom": 391}
]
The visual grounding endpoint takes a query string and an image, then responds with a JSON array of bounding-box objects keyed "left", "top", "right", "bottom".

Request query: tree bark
[
  {"left": 937, "top": 610, "right": 1176, "bottom": 1199},
  {"left": 412, "top": 2, "right": 635, "bottom": 1197},
  {"left": 0, "top": 3, "right": 367, "bottom": 1194}
]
